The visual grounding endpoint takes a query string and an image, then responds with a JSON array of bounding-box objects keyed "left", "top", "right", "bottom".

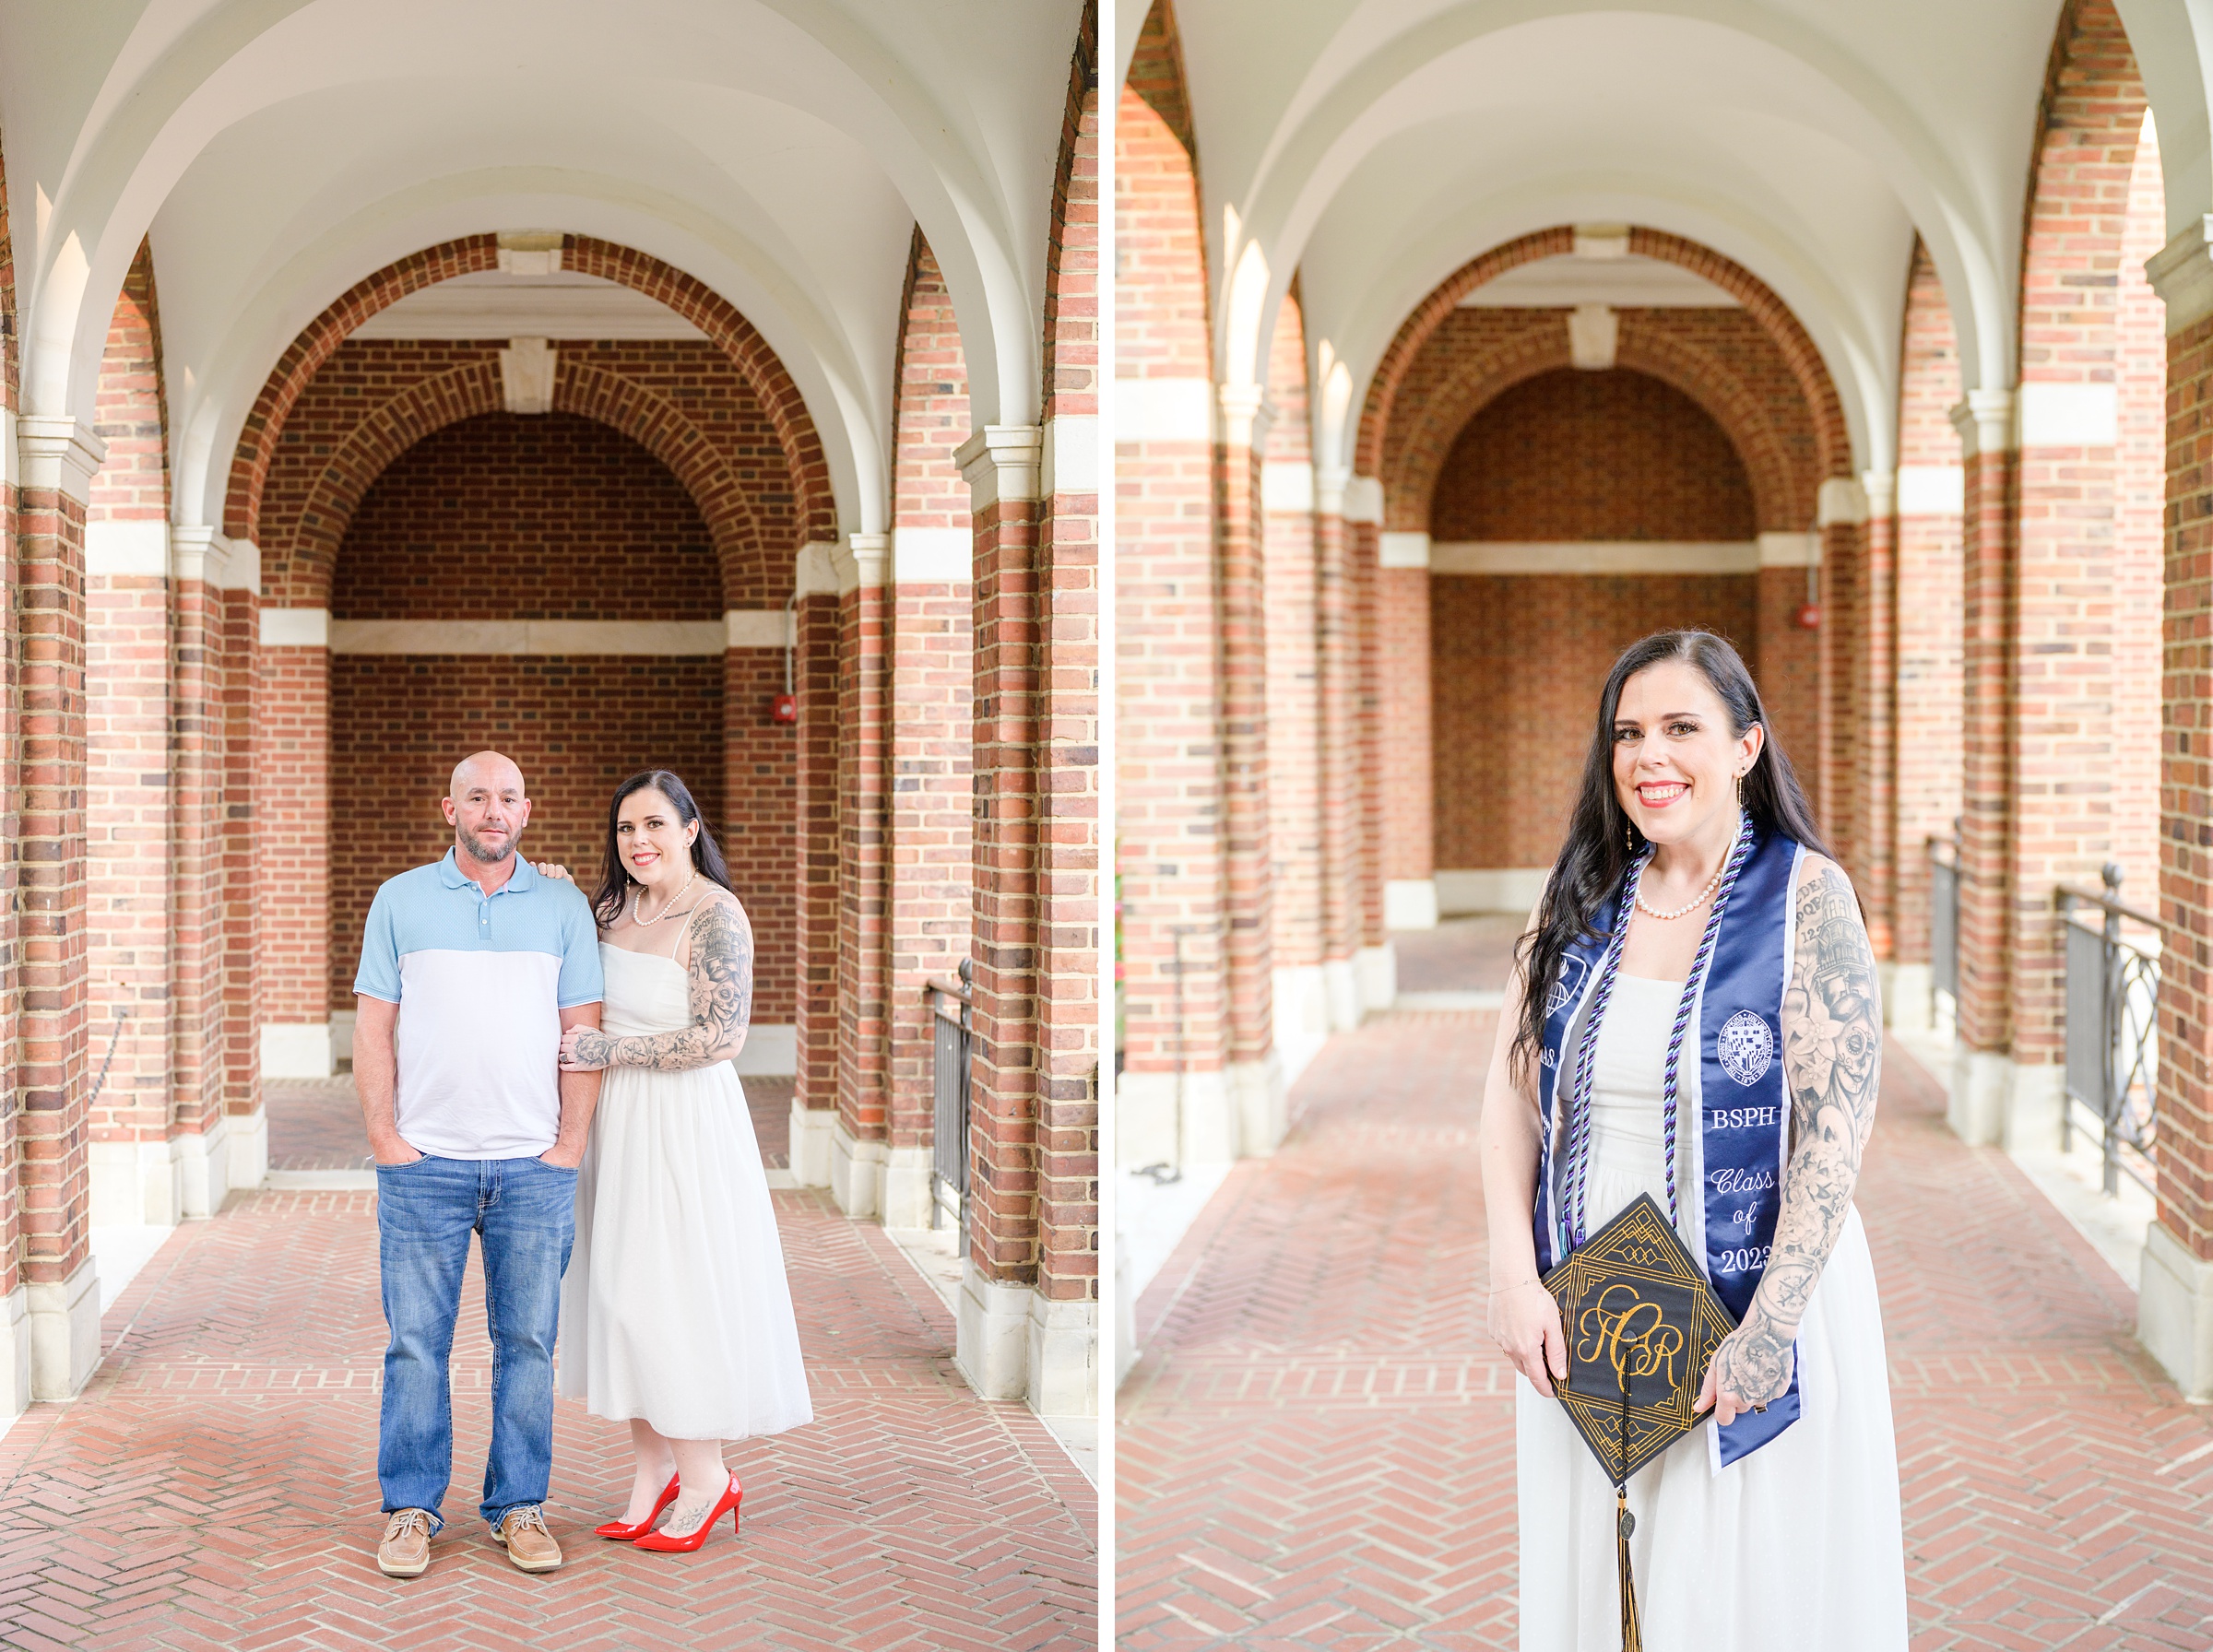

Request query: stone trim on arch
[
  {"left": 268, "top": 360, "right": 766, "bottom": 609},
  {"left": 1355, "top": 228, "right": 1572, "bottom": 476},
  {"left": 226, "top": 236, "right": 500, "bottom": 542},
  {"left": 562, "top": 237, "right": 835, "bottom": 545},
  {"left": 1355, "top": 226, "right": 1852, "bottom": 490},
  {"left": 228, "top": 234, "right": 834, "bottom": 552},
  {"left": 1627, "top": 230, "right": 1851, "bottom": 483},
  {"left": 1380, "top": 320, "right": 1818, "bottom": 534}
]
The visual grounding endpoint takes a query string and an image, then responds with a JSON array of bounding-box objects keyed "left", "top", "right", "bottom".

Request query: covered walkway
[
  {"left": 1117, "top": 926, "right": 2213, "bottom": 1648},
  {"left": 0, "top": 1174, "right": 1095, "bottom": 1650}
]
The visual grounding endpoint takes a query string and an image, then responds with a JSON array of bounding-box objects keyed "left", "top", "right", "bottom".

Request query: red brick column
[
  {"left": 1262, "top": 296, "right": 1332, "bottom": 1079},
  {"left": 86, "top": 243, "right": 176, "bottom": 1228},
  {"left": 1949, "top": 392, "right": 2018, "bottom": 1145},
  {"left": 168, "top": 530, "right": 232, "bottom": 1207},
  {"left": 1755, "top": 564, "right": 1820, "bottom": 817},
  {"left": 1215, "top": 385, "right": 1278, "bottom": 1147},
  {"left": 955, "top": 425, "right": 1044, "bottom": 1400},
  {"left": 886, "top": 234, "right": 977, "bottom": 1230},
  {"left": 0, "top": 243, "right": 20, "bottom": 1407},
  {"left": 1348, "top": 501, "right": 1392, "bottom": 1009},
  {"left": 1114, "top": 73, "right": 1233, "bottom": 1168},
  {"left": 789, "top": 550, "right": 842, "bottom": 1186},
  {"left": 1312, "top": 482, "right": 1361, "bottom": 1030},
  {"left": 1888, "top": 242, "right": 1967, "bottom": 1031},
  {"left": 1377, "top": 558, "right": 1435, "bottom": 925},
  {"left": 833, "top": 538, "right": 891, "bottom": 1217},
  {"left": 2140, "top": 228, "right": 2213, "bottom": 1394},
  {"left": 16, "top": 415, "right": 106, "bottom": 1399},
  {"left": 1030, "top": 19, "right": 1099, "bottom": 1417},
  {"left": 254, "top": 611, "right": 330, "bottom": 1080},
  {"left": 218, "top": 580, "right": 262, "bottom": 1183},
  {"left": 1846, "top": 482, "right": 1895, "bottom": 962}
]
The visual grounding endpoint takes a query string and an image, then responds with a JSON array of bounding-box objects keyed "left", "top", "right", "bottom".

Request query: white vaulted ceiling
[
  {"left": 1119, "top": 0, "right": 2213, "bottom": 478},
  {"left": 1, "top": 0, "right": 1088, "bottom": 537}
]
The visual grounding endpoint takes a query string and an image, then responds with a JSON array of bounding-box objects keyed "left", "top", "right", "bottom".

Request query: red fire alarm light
[
  {"left": 1795, "top": 602, "right": 1822, "bottom": 630},
  {"left": 770, "top": 692, "right": 798, "bottom": 724}
]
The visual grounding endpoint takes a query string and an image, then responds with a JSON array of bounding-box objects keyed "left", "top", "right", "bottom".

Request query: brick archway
[
  {"left": 1355, "top": 226, "right": 1851, "bottom": 489},
  {"left": 1380, "top": 324, "right": 1816, "bottom": 535},
  {"left": 275, "top": 360, "right": 769, "bottom": 608},
  {"left": 227, "top": 234, "right": 835, "bottom": 555}
]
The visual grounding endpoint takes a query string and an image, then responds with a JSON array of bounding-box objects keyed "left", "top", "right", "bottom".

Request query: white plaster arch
[
  {"left": 1, "top": 0, "right": 1083, "bottom": 533},
  {"left": 1163, "top": 0, "right": 2058, "bottom": 425},
  {"left": 1299, "top": 170, "right": 1903, "bottom": 479}
]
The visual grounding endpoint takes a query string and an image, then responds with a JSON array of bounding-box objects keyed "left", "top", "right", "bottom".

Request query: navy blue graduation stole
[{"left": 1533, "top": 826, "right": 1804, "bottom": 1467}]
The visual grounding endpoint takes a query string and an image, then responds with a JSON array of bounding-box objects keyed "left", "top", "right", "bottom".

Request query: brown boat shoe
[
  {"left": 377, "top": 1508, "right": 435, "bottom": 1577},
  {"left": 491, "top": 1504, "right": 563, "bottom": 1573}
]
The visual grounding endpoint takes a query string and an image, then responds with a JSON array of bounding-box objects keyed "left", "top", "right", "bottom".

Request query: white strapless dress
[
  {"left": 558, "top": 944, "right": 812, "bottom": 1441},
  {"left": 1516, "top": 975, "right": 1907, "bottom": 1650}
]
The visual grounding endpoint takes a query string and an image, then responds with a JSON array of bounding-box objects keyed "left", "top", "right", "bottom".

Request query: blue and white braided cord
[
  {"left": 1562, "top": 811, "right": 1758, "bottom": 1246},
  {"left": 1562, "top": 849, "right": 1647, "bottom": 1248},
  {"left": 1657, "top": 812, "right": 1757, "bottom": 1224}
]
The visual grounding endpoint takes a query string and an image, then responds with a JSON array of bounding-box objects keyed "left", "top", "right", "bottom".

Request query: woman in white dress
[
  {"left": 549, "top": 768, "right": 812, "bottom": 1552},
  {"left": 1479, "top": 631, "right": 1907, "bottom": 1648}
]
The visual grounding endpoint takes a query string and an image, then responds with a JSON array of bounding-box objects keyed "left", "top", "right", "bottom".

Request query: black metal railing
[
  {"left": 1929, "top": 827, "right": 1960, "bottom": 1019},
  {"left": 2058, "top": 866, "right": 2161, "bottom": 1198},
  {"left": 928, "top": 959, "right": 974, "bottom": 1233}
]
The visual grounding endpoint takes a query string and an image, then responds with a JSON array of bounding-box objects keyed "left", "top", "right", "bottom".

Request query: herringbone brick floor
[
  {"left": 1117, "top": 1009, "right": 2213, "bottom": 1649},
  {"left": 0, "top": 1186, "right": 1092, "bottom": 1649}
]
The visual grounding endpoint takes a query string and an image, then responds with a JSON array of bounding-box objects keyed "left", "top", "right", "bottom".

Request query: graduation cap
[{"left": 1541, "top": 1191, "right": 1737, "bottom": 1651}]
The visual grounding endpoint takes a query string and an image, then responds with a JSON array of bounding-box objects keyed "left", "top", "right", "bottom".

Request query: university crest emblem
[{"left": 1717, "top": 1009, "right": 1774, "bottom": 1086}]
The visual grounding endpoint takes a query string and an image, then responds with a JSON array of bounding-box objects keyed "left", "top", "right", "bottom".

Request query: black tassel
[{"left": 1615, "top": 1489, "right": 1641, "bottom": 1652}]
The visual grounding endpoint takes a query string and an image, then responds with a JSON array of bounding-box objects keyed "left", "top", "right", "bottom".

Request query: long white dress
[
  {"left": 1517, "top": 975, "right": 1907, "bottom": 1650},
  {"left": 558, "top": 942, "right": 813, "bottom": 1441}
]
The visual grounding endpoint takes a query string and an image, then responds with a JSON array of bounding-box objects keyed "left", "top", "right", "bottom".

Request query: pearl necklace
[
  {"left": 1634, "top": 855, "right": 1726, "bottom": 921},
  {"left": 633, "top": 867, "right": 698, "bottom": 926}
]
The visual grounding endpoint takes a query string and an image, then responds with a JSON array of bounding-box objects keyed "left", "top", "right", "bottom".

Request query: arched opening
[
  {"left": 1428, "top": 367, "right": 1764, "bottom": 903},
  {"left": 325, "top": 410, "right": 731, "bottom": 1015},
  {"left": 245, "top": 248, "right": 815, "bottom": 1110}
]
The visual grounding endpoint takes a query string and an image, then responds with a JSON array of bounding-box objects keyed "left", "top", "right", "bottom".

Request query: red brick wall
[
  {"left": 260, "top": 340, "right": 795, "bottom": 607},
  {"left": 332, "top": 412, "right": 722, "bottom": 620},
  {"left": 86, "top": 242, "right": 172, "bottom": 1165},
  {"left": 1430, "top": 574, "right": 1758, "bottom": 867},
  {"left": 229, "top": 235, "right": 835, "bottom": 554},
  {"left": 1424, "top": 362, "right": 1772, "bottom": 870},
  {"left": 324, "top": 413, "right": 775, "bottom": 1015},
  {"left": 1428, "top": 367, "right": 1757, "bottom": 540},
  {"left": 1890, "top": 241, "right": 1965, "bottom": 969}
]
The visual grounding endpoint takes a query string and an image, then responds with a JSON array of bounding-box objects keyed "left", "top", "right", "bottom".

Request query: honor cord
[{"left": 1563, "top": 812, "right": 1757, "bottom": 1243}]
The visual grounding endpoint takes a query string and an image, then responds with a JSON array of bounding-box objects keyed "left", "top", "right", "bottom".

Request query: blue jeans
[{"left": 376, "top": 1153, "right": 576, "bottom": 1528}]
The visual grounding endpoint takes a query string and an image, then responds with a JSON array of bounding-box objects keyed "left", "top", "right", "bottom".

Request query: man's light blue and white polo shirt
[{"left": 354, "top": 848, "right": 605, "bottom": 1160}]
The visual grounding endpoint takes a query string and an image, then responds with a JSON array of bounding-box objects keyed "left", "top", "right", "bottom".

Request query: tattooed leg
[{"left": 1709, "top": 859, "right": 1882, "bottom": 1411}]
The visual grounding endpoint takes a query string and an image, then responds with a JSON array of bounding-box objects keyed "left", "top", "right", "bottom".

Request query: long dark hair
[
  {"left": 593, "top": 769, "right": 734, "bottom": 924},
  {"left": 1509, "top": 630, "right": 1832, "bottom": 1081}
]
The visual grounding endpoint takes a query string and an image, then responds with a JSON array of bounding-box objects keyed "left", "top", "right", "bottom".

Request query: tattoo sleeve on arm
[
  {"left": 1710, "top": 860, "right": 1883, "bottom": 1406},
  {"left": 588, "top": 898, "right": 756, "bottom": 1073}
]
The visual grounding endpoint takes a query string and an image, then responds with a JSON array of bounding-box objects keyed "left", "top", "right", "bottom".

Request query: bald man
[{"left": 353, "top": 751, "right": 605, "bottom": 1579}]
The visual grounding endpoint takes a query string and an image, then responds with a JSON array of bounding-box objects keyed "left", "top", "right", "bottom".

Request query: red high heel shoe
[
  {"left": 595, "top": 1473, "right": 680, "bottom": 1540},
  {"left": 632, "top": 1473, "right": 742, "bottom": 1553}
]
